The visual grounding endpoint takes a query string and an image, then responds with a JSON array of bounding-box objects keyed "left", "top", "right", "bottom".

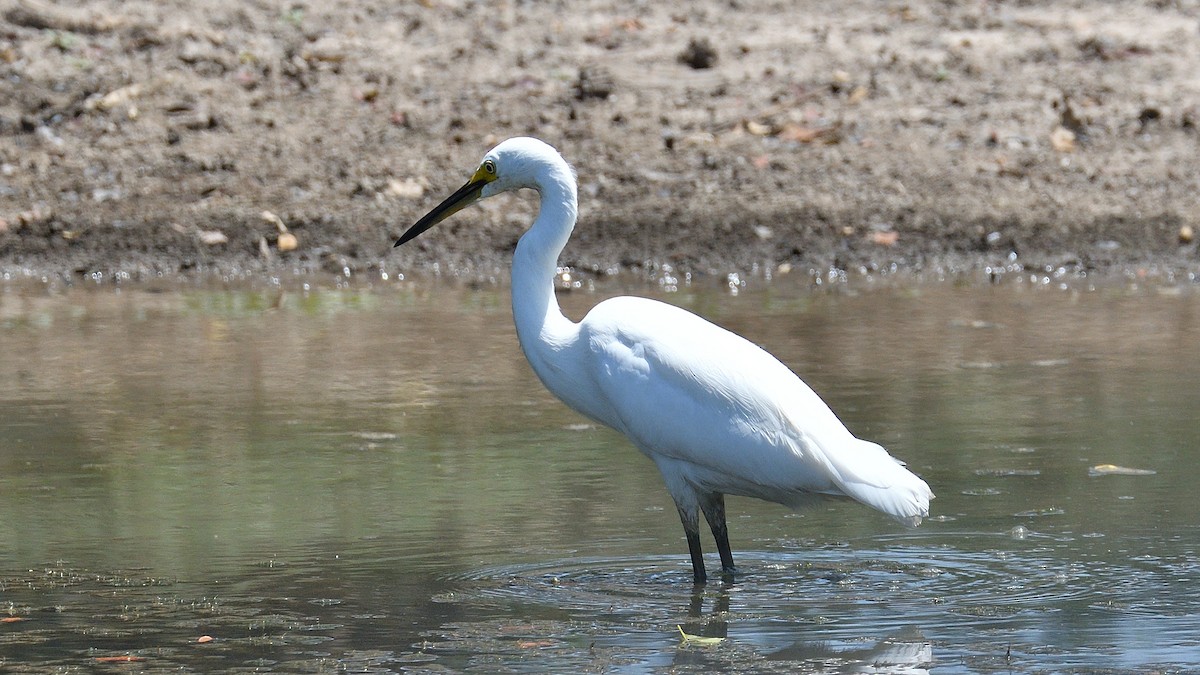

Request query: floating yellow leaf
[{"left": 677, "top": 625, "right": 725, "bottom": 646}]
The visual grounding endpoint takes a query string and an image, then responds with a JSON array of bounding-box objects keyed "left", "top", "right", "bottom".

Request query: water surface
[{"left": 0, "top": 279, "right": 1197, "bottom": 672}]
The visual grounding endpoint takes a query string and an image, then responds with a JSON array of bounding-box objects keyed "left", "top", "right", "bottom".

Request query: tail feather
[{"left": 822, "top": 439, "right": 934, "bottom": 525}]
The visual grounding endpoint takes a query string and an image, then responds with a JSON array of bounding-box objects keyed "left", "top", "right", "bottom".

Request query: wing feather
[{"left": 578, "top": 296, "right": 932, "bottom": 520}]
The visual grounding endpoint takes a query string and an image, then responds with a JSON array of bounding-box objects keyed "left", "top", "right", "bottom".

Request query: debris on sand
[{"left": 678, "top": 37, "right": 718, "bottom": 70}]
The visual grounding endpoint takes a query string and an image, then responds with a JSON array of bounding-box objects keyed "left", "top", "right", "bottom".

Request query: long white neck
[{"left": 510, "top": 159, "right": 580, "bottom": 378}]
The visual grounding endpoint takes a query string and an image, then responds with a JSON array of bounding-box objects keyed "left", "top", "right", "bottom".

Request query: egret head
[{"left": 394, "top": 137, "right": 561, "bottom": 247}]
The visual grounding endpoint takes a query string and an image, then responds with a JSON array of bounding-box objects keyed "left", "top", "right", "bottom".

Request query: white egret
[{"left": 395, "top": 137, "right": 933, "bottom": 583}]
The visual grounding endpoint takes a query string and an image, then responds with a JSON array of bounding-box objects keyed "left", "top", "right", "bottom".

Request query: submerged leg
[
  {"left": 676, "top": 505, "right": 707, "bottom": 584},
  {"left": 700, "top": 492, "right": 736, "bottom": 576}
]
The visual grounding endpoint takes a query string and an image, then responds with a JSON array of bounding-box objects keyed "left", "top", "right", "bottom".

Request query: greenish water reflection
[{"left": 0, "top": 281, "right": 1197, "bottom": 672}]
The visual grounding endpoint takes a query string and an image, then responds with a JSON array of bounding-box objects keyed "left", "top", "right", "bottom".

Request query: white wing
[{"left": 575, "top": 296, "right": 931, "bottom": 523}]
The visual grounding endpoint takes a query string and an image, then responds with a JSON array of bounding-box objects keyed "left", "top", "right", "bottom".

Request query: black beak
[{"left": 394, "top": 178, "right": 488, "bottom": 247}]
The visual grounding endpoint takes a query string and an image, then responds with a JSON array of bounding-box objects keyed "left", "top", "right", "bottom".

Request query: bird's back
[{"left": 570, "top": 296, "right": 931, "bottom": 523}]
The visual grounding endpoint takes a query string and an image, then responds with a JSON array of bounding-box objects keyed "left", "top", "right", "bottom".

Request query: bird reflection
[
  {"left": 676, "top": 583, "right": 932, "bottom": 673},
  {"left": 681, "top": 583, "right": 731, "bottom": 639},
  {"left": 673, "top": 585, "right": 731, "bottom": 668}
]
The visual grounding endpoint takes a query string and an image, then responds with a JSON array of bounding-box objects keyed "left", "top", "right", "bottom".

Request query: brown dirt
[{"left": 1, "top": 0, "right": 1199, "bottom": 286}]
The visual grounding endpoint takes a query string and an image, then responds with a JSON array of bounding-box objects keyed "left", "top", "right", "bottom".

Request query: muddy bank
[{"left": 1, "top": 0, "right": 1198, "bottom": 286}]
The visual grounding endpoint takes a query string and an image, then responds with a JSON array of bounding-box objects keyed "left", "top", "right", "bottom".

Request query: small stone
[
  {"left": 385, "top": 178, "right": 425, "bottom": 200},
  {"left": 277, "top": 232, "right": 298, "bottom": 251},
  {"left": 574, "top": 66, "right": 615, "bottom": 100},
  {"left": 198, "top": 230, "right": 227, "bottom": 245}
]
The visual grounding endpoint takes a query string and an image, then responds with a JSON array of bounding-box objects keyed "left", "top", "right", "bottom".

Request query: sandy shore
[{"left": 1, "top": 0, "right": 1198, "bottom": 285}]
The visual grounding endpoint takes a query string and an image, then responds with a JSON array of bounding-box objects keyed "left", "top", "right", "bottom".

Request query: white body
[
  {"left": 491, "top": 138, "right": 932, "bottom": 526},
  {"left": 555, "top": 296, "right": 929, "bottom": 523}
]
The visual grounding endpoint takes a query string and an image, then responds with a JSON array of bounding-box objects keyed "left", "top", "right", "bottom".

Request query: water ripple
[{"left": 421, "top": 535, "right": 1200, "bottom": 672}]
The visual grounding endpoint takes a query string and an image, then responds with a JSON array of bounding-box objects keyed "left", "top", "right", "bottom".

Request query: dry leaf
[
  {"left": 261, "top": 210, "right": 288, "bottom": 233},
  {"left": 870, "top": 230, "right": 900, "bottom": 246},
  {"left": 517, "top": 640, "right": 554, "bottom": 648},
  {"left": 776, "top": 122, "right": 840, "bottom": 144},
  {"left": 1050, "top": 125, "right": 1076, "bottom": 152},
  {"left": 1088, "top": 464, "right": 1156, "bottom": 477},
  {"left": 744, "top": 120, "right": 773, "bottom": 136},
  {"left": 87, "top": 84, "right": 142, "bottom": 112}
]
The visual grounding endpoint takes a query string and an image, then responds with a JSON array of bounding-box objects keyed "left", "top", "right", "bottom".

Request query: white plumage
[{"left": 396, "top": 137, "right": 933, "bottom": 583}]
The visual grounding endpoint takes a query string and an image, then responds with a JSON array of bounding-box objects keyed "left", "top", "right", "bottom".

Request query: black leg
[
  {"left": 676, "top": 505, "right": 707, "bottom": 584},
  {"left": 700, "top": 492, "right": 736, "bottom": 576}
]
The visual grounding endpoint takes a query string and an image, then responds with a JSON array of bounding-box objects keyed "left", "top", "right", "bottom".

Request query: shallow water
[{"left": 0, "top": 279, "right": 1197, "bottom": 673}]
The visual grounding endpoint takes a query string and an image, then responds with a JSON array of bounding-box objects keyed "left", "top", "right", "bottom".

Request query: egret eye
[{"left": 483, "top": 159, "right": 496, "bottom": 176}]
